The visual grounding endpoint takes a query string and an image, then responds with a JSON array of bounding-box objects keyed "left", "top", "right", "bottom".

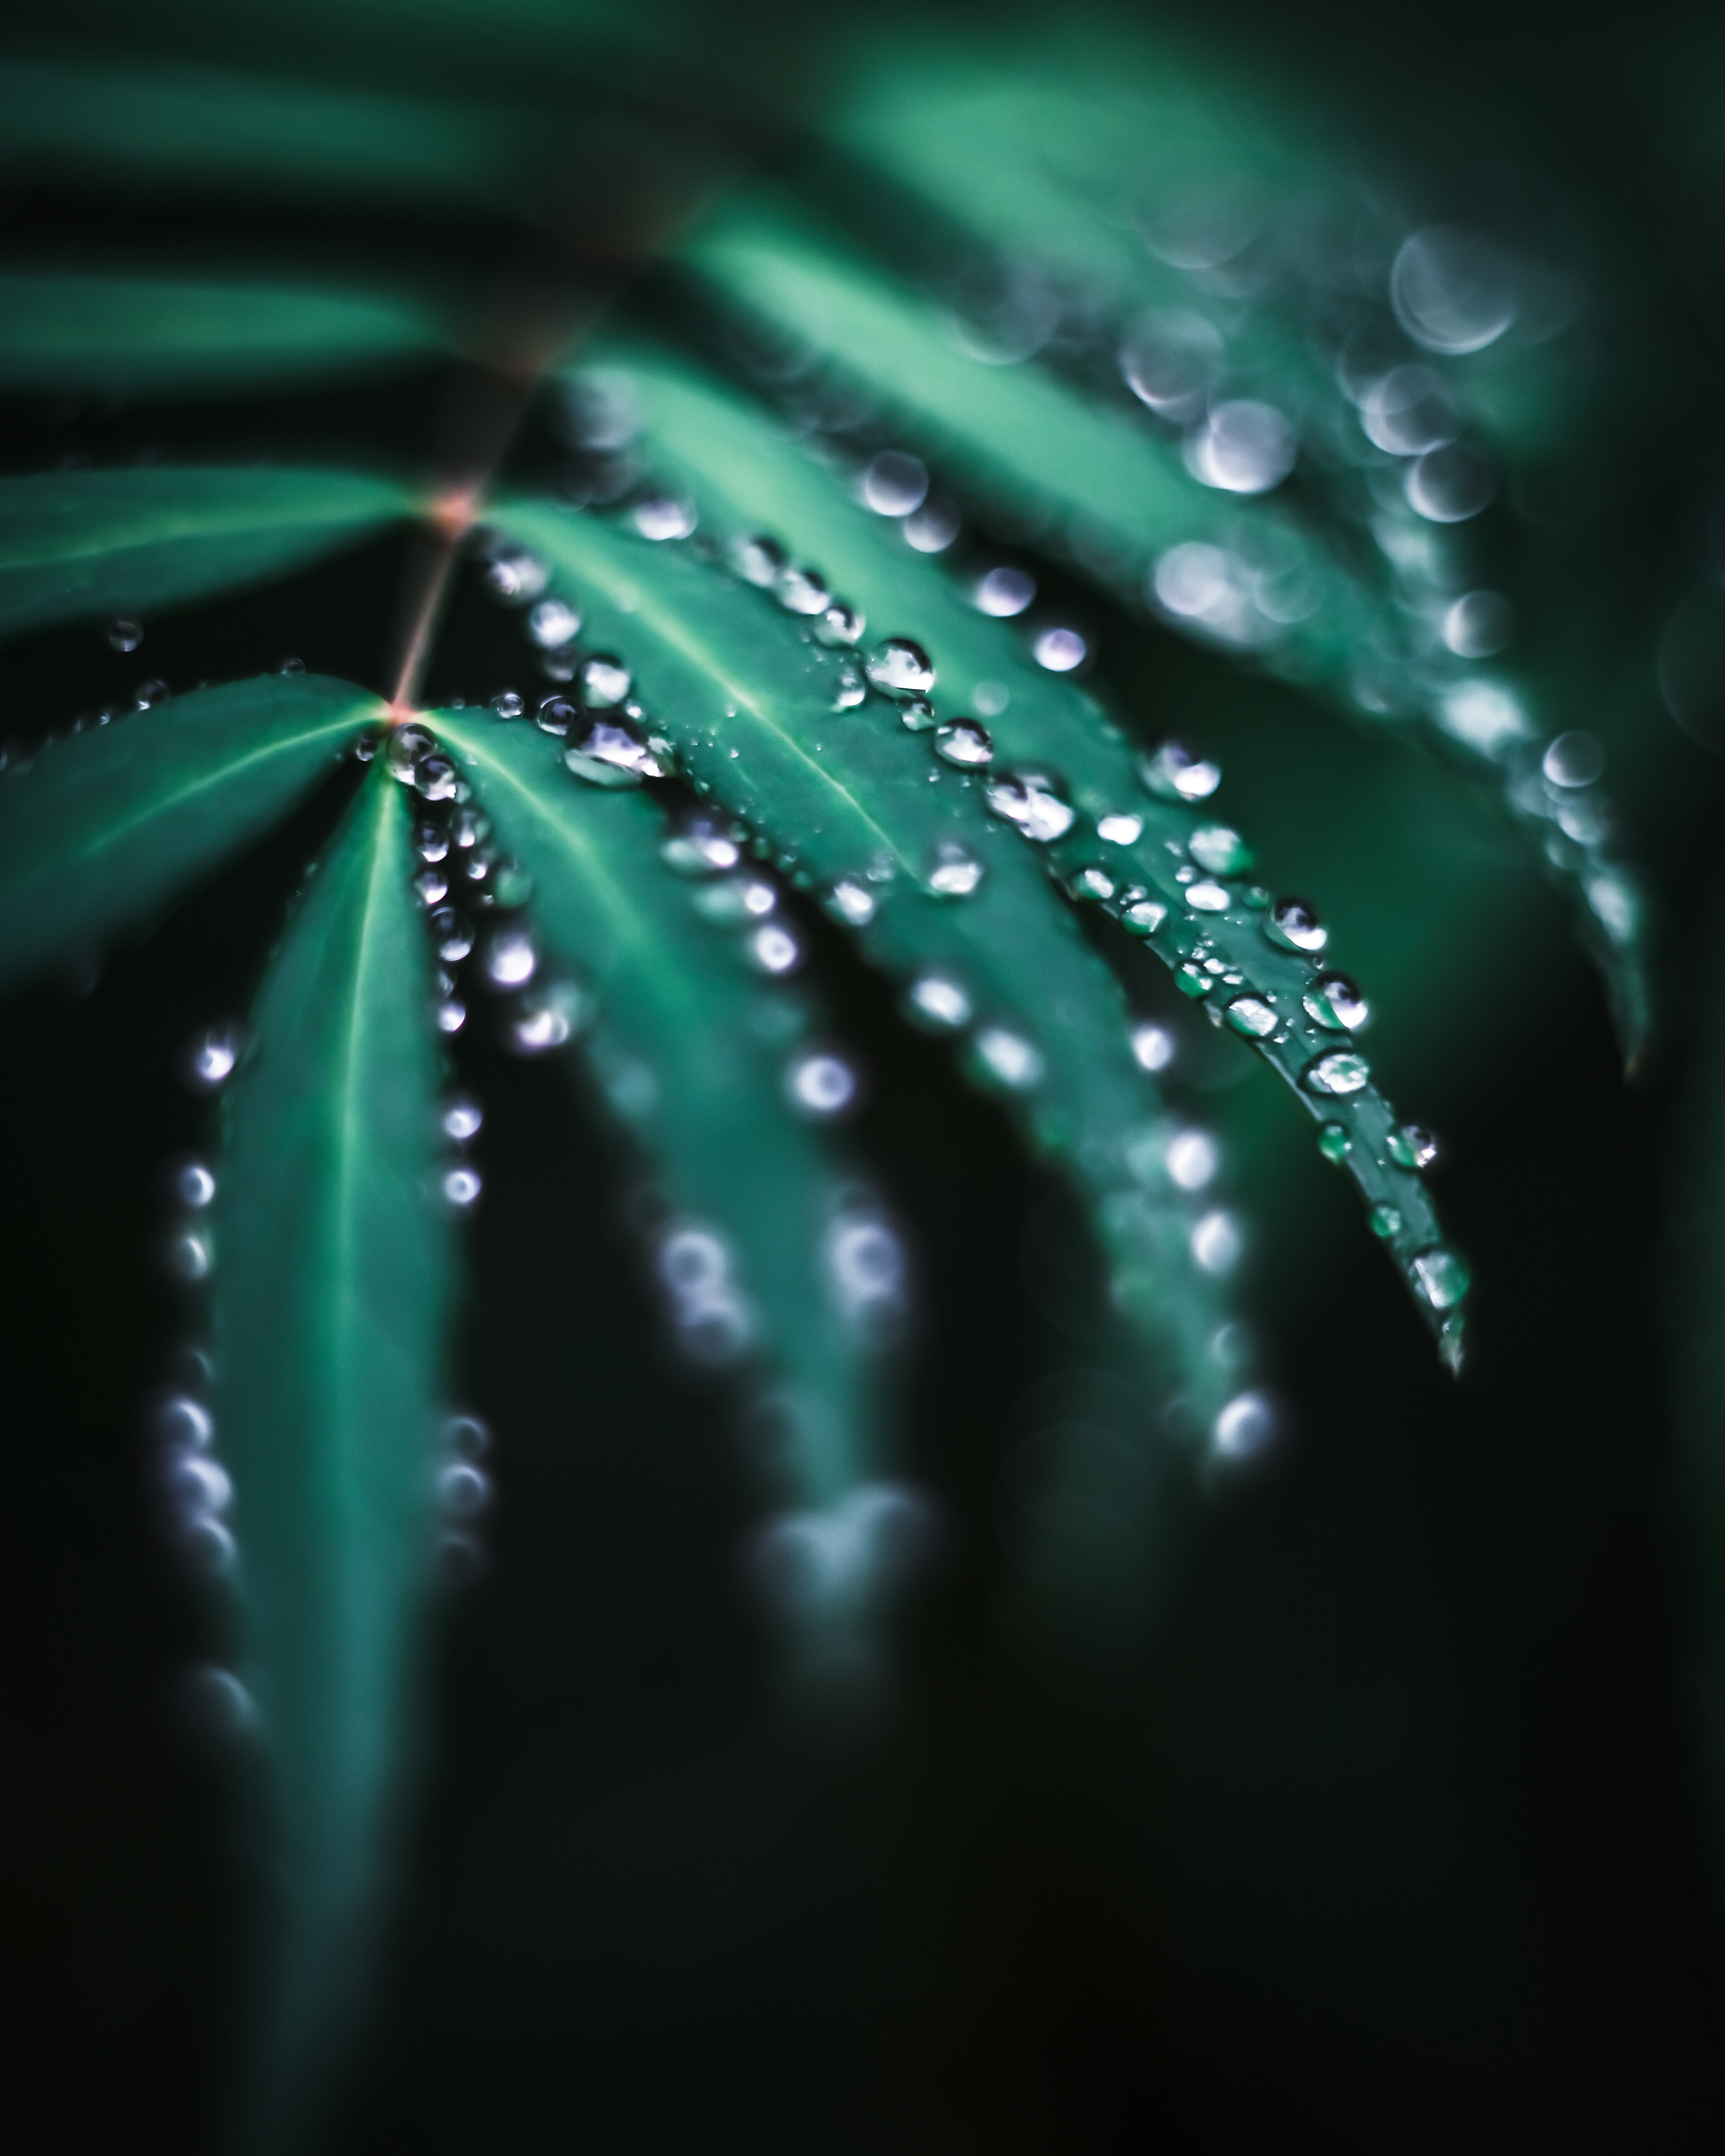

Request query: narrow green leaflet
[
  {"left": 679, "top": 196, "right": 1652, "bottom": 1064},
  {"left": 0, "top": 271, "right": 451, "bottom": 395},
  {"left": 0, "top": 673, "right": 382, "bottom": 995},
  {"left": 575, "top": 343, "right": 1466, "bottom": 1355},
  {"left": 213, "top": 763, "right": 450, "bottom": 2150},
  {"left": 493, "top": 498, "right": 1244, "bottom": 1437},
  {"left": 432, "top": 704, "right": 886, "bottom": 1534},
  {"left": 0, "top": 467, "right": 418, "bottom": 639}
]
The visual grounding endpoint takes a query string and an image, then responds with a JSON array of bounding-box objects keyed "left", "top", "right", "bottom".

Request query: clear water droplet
[
  {"left": 1370, "top": 1203, "right": 1402, "bottom": 1238},
  {"left": 507, "top": 980, "right": 586, "bottom": 1053},
  {"left": 483, "top": 925, "right": 537, "bottom": 988},
  {"left": 934, "top": 718, "right": 994, "bottom": 768},
  {"left": 579, "top": 655, "right": 631, "bottom": 709},
  {"left": 1316, "top": 1121, "right": 1351, "bottom": 1163},
  {"left": 787, "top": 1049, "right": 859, "bottom": 1118},
  {"left": 731, "top": 534, "right": 787, "bottom": 587},
  {"left": 928, "top": 841, "right": 985, "bottom": 897},
  {"left": 1213, "top": 1390, "right": 1275, "bottom": 1460},
  {"left": 1185, "top": 880, "right": 1231, "bottom": 911},
  {"left": 632, "top": 493, "right": 697, "bottom": 541},
  {"left": 414, "top": 754, "right": 458, "bottom": 801},
  {"left": 185, "top": 1023, "right": 244, "bottom": 1090},
  {"left": 275, "top": 656, "right": 304, "bottom": 677},
  {"left": 565, "top": 720, "right": 666, "bottom": 786},
  {"left": 1305, "top": 972, "right": 1368, "bottom": 1030},
  {"left": 694, "top": 875, "right": 776, "bottom": 925},
  {"left": 1386, "top": 1123, "right": 1439, "bottom": 1171},
  {"left": 415, "top": 821, "right": 450, "bottom": 863},
  {"left": 438, "top": 1459, "right": 491, "bottom": 1518},
  {"left": 1167, "top": 1130, "right": 1219, "bottom": 1189},
  {"left": 973, "top": 566, "right": 1036, "bottom": 618},
  {"left": 1225, "top": 994, "right": 1277, "bottom": 1037},
  {"left": 1410, "top": 1245, "right": 1470, "bottom": 1309},
  {"left": 661, "top": 820, "right": 740, "bottom": 875},
  {"left": 1405, "top": 443, "right": 1495, "bottom": 523},
  {"left": 1098, "top": 813, "right": 1142, "bottom": 845},
  {"left": 1442, "top": 590, "right": 1514, "bottom": 658},
  {"left": 442, "top": 1096, "right": 483, "bottom": 1143},
  {"left": 1120, "top": 307, "right": 1225, "bottom": 417},
  {"left": 862, "top": 451, "right": 929, "bottom": 517},
  {"left": 1267, "top": 897, "right": 1327, "bottom": 953},
  {"left": 908, "top": 972, "right": 971, "bottom": 1028},
  {"left": 973, "top": 1026, "right": 1043, "bottom": 1089},
  {"left": 528, "top": 597, "right": 581, "bottom": 648},
  {"left": 1140, "top": 739, "right": 1221, "bottom": 801},
  {"left": 776, "top": 564, "right": 830, "bottom": 616},
  {"left": 442, "top": 1166, "right": 482, "bottom": 1207},
  {"left": 413, "top": 866, "right": 449, "bottom": 907},
  {"left": 898, "top": 696, "right": 938, "bottom": 733},
  {"left": 535, "top": 695, "right": 576, "bottom": 735},
  {"left": 1188, "top": 825, "right": 1252, "bottom": 875},
  {"left": 984, "top": 767, "right": 1073, "bottom": 839},
  {"left": 166, "top": 1228, "right": 212, "bottom": 1281},
  {"left": 1191, "top": 1209, "right": 1242, "bottom": 1272},
  {"left": 1392, "top": 225, "right": 1518, "bottom": 355},
  {"left": 826, "top": 879, "right": 876, "bottom": 924},
  {"left": 1302, "top": 1050, "right": 1370, "bottom": 1096},
  {"left": 1063, "top": 864, "right": 1115, "bottom": 902},
  {"left": 1131, "top": 1021, "right": 1176, "bottom": 1071},
  {"left": 160, "top": 1395, "right": 213, "bottom": 1449},
  {"left": 480, "top": 545, "right": 547, "bottom": 602},
  {"left": 1184, "top": 401, "right": 1296, "bottom": 494},
  {"left": 436, "top": 998, "right": 467, "bottom": 1034},
  {"left": 903, "top": 495, "right": 960, "bottom": 552},
  {"left": 430, "top": 906, "right": 474, "bottom": 963},
  {"left": 177, "top": 1162, "right": 216, "bottom": 1208},
  {"left": 1121, "top": 896, "right": 1168, "bottom": 936},
  {"left": 1543, "top": 730, "right": 1606, "bottom": 788},
  {"left": 1032, "top": 627, "right": 1087, "bottom": 672},
  {"left": 831, "top": 663, "right": 867, "bottom": 711},
  {"left": 386, "top": 722, "right": 437, "bottom": 781},
  {"left": 106, "top": 617, "right": 142, "bottom": 653},
  {"left": 817, "top": 602, "right": 866, "bottom": 648},
  {"left": 866, "top": 637, "right": 936, "bottom": 696},
  {"left": 748, "top": 923, "right": 801, "bottom": 974}
]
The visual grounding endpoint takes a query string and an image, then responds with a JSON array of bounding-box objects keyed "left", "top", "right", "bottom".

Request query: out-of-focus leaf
[
  {"left": 0, "top": 271, "right": 451, "bottom": 395},
  {"left": 495, "top": 496, "right": 1243, "bottom": 1436},
  {"left": 0, "top": 673, "right": 382, "bottom": 995},
  {"left": 214, "top": 762, "right": 450, "bottom": 2150},
  {"left": 0, "top": 466, "right": 417, "bottom": 639}
]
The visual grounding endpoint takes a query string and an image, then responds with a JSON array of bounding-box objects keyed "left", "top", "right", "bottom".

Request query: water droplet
[
  {"left": 430, "top": 906, "right": 474, "bottom": 963},
  {"left": 415, "top": 821, "right": 449, "bottom": 864},
  {"left": 633, "top": 493, "right": 697, "bottom": 541},
  {"left": 275, "top": 656, "right": 305, "bottom": 677},
  {"left": 106, "top": 617, "right": 142, "bottom": 653},
  {"left": 1386, "top": 1123, "right": 1438, "bottom": 1170},
  {"left": 1184, "top": 401, "right": 1296, "bottom": 494},
  {"left": 662, "top": 820, "right": 740, "bottom": 875},
  {"left": 731, "top": 534, "right": 786, "bottom": 587},
  {"left": 1191, "top": 1209, "right": 1242, "bottom": 1272},
  {"left": 1305, "top": 972, "right": 1368, "bottom": 1031},
  {"left": 1213, "top": 1390, "right": 1274, "bottom": 1460},
  {"left": 1140, "top": 739, "right": 1221, "bottom": 801},
  {"left": 928, "top": 841, "right": 985, "bottom": 897},
  {"left": 436, "top": 998, "right": 467, "bottom": 1034},
  {"left": 1131, "top": 1021, "right": 1176, "bottom": 1071},
  {"left": 443, "top": 1165, "right": 482, "bottom": 1207},
  {"left": 528, "top": 597, "right": 581, "bottom": 648},
  {"left": 386, "top": 721, "right": 437, "bottom": 780},
  {"left": 1185, "top": 880, "right": 1231, "bottom": 911},
  {"left": 1391, "top": 226, "right": 1517, "bottom": 354},
  {"left": 748, "top": 923, "right": 801, "bottom": 975},
  {"left": 507, "top": 979, "right": 586, "bottom": 1053},
  {"left": 1542, "top": 730, "right": 1605, "bottom": 788},
  {"left": 413, "top": 866, "right": 449, "bottom": 907},
  {"left": 166, "top": 1228, "right": 212, "bottom": 1281},
  {"left": 1167, "top": 1130, "right": 1219, "bottom": 1190},
  {"left": 1370, "top": 1203, "right": 1402, "bottom": 1238},
  {"left": 1188, "top": 825, "right": 1252, "bottom": 875},
  {"left": 1302, "top": 1050, "right": 1370, "bottom": 1096},
  {"left": 903, "top": 495, "right": 960, "bottom": 552},
  {"left": 934, "top": 718, "right": 994, "bottom": 769},
  {"left": 866, "top": 637, "right": 935, "bottom": 696},
  {"left": 817, "top": 602, "right": 866, "bottom": 648},
  {"left": 973, "top": 1025, "right": 1043, "bottom": 1089},
  {"left": 414, "top": 754, "right": 458, "bottom": 801},
  {"left": 438, "top": 1459, "right": 491, "bottom": 1519},
  {"left": 694, "top": 875, "right": 776, "bottom": 925},
  {"left": 442, "top": 1096, "right": 483, "bottom": 1143},
  {"left": 1177, "top": 963, "right": 1212, "bottom": 997},
  {"left": 1122, "top": 896, "right": 1168, "bottom": 936},
  {"left": 1358, "top": 364, "right": 1460, "bottom": 457},
  {"left": 134, "top": 679, "right": 171, "bottom": 707},
  {"left": 1032, "top": 627, "right": 1087, "bottom": 672},
  {"left": 862, "top": 451, "right": 929, "bottom": 517},
  {"left": 1063, "top": 864, "right": 1115, "bottom": 902},
  {"left": 1098, "top": 813, "right": 1142, "bottom": 845},
  {"left": 831, "top": 663, "right": 867, "bottom": 711},
  {"left": 483, "top": 925, "right": 537, "bottom": 988},
  {"left": 1406, "top": 443, "right": 1495, "bottom": 522},
  {"left": 565, "top": 720, "right": 666, "bottom": 786},
  {"left": 1225, "top": 994, "right": 1277, "bottom": 1037},
  {"left": 534, "top": 695, "right": 576, "bottom": 735},
  {"left": 908, "top": 972, "right": 971, "bottom": 1028},
  {"left": 984, "top": 767, "right": 1073, "bottom": 839},
  {"left": 973, "top": 566, "right": 1036, "bottom": 618},
  {"left": 787, "top": 1050, "right": 859, "bottom": 1118},
  {"left": 480, "top": 544, "right": 548, "bottom": 602},
  {"left": 1410, "top": 1245, "right": 1470, "bottom": 1309},
  {"left": 185, "top": 1023, "right": 244, "bottom": 1090},
  {"left": 1442, "top": 590, "right": 1514, "bottom": 658},
  {"left": 1120, "top": 307, "right": 1224, "bottom": 418},
  {"left": 1316, "top": 1121, "right": 1351, "bottom": 1163},
  {"left": 776, "top": 564, "right": 830, "bottom": 616},
  {"left": 1266, "top": 897, "right": 1327, "bottom": 953},
  {"left": 579, "top": 655, "right": 631, "bottom": 709},
  {"left": 898, "top": 696, "right": 938, "bottom": 732},
  {"left": 177, "top": 1162, "right": 216, "bottom": 1208},
  {"left": 160, "top": 1395, "right": 213, "bottom": 1449},
  {"left": 826, "top": 879, "right": 876, "bottom": 925}
]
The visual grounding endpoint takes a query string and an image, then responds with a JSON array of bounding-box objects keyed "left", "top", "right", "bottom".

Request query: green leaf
[
  {"left": 213, "top": 762, "right": 451, "bottom": 2147},
  {"left": 0, "top": 271, "right": 451, "bottom": 395},
  {"left": 679, "top": 195, "right": 1652, "bottom": 1068},
  {"left": 0, "top": 465, "right": 418, "bottom": 640},
  {"left": 492, "top": 497, "right": 1244, "bottom": 1431},
  {"left": 431, "top": 703, "right": 886, "bottom": 1533},
  {"left": 0, "top": 673, "right": 383, "bottom": 996},
  {"left": 565, "top": 345, "right": 1468, "bottom": 1358}
]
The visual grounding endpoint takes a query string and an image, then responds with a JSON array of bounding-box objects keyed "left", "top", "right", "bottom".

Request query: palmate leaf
[
  {"left": 431, "top": 705, "right": 901, "bottom": 1632},
  {"left": 678, "top": 195, "right": 1654, "bottom": 1064},
  {"left": 491, "top": 498, "right": 1244, "bottom": 1436},
  {"left": 574, "top": 342, "right": 1464, "bottom": 1353},
  {"left": 213, "top": 760, "right": 451, "bottom": 2153},
  {"left": 0, "top": 467, "right": 417, "bottom": 640},
  {"left": 0, "top": 271, "right": 451, "bottom": 395},
  {"left": 0, "top": 673, "right": 383, "bottom": 995}
]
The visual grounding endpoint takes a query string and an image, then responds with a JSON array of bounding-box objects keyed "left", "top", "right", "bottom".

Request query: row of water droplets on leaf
[
  {"left": 482, "top": 496, "right": 1261, "bottom": 1461},
  {"left": 684, "top": 130, "right": 1650, "bottom": 1062},
  {"left": 554, "top": 347, "right": 1468, "bottom": 1364},
  {"left": 413, "top": 687, "right": 933, "bottom": 1660}
]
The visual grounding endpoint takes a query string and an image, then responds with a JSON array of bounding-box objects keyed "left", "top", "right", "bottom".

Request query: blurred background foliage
[{"left": 5, "top": 0, "right": 1725, "bottom": 2147}]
